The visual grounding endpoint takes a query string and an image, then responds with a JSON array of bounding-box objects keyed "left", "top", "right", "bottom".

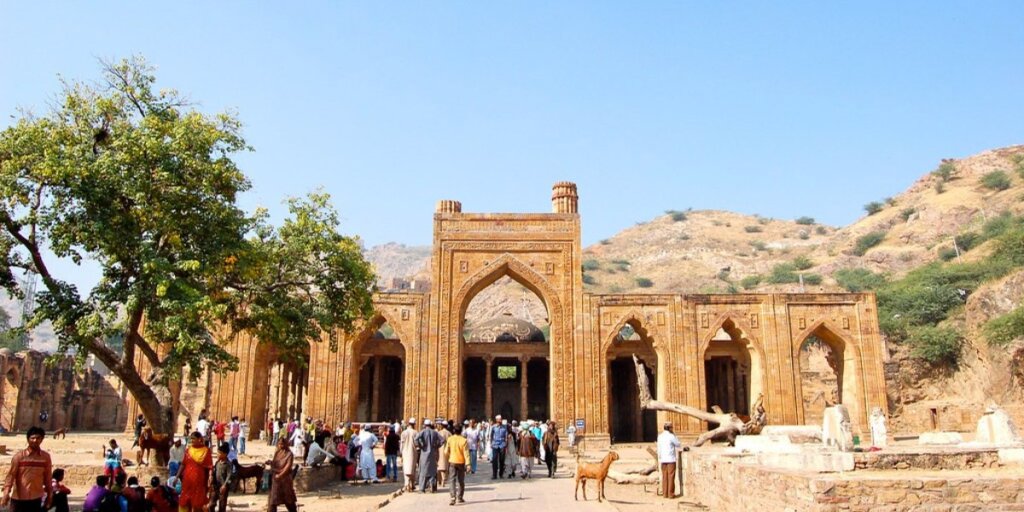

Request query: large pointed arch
[
  {"left": 698, "top": 314, "right": 766, "bottom": 417},
  {"left": 344, "top": 310, "right": 414, "bottom": 421},
  {"left": 792, "top": 319, "right": 865, "bottom": 427},
  {"left": 450, "top": 253, "right": 564, "bottom": 420},
  {"left": 602, "top": 310, "right": 664, "bottom": 443}
]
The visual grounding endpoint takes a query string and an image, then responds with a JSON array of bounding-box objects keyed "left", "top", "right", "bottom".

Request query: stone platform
[{"left": 681, "top": 446, "right": 1024, "bottom": 511}]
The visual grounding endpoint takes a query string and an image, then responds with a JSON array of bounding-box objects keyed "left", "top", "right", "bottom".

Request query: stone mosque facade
[{"left": 128, "top": 182, "right": 888, "bottom": 447}]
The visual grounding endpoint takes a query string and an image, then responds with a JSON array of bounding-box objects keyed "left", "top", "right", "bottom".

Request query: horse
[{"left": 137, "top": 427, "right": 172, "bottom": 466}]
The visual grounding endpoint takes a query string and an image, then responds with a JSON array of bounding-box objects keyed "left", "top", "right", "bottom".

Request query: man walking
[
  {"left": 229, "top": 417, "right": 241, "bottom": 454},
  {"left": 464, "top": 420, "right": 479, "bottom": 474},
  {"left": 542, "top": 421, "right": 560, "bottom": 478},
  {"left": 415, "top": 419, "right": 443, "bottom": 493},
  {"left": 657, "top": 421, "right": 681, "bottom": 499},
  {"left": 400, "top": 418, "right": 419, "bottom": 491},
  {"left": 443, "top": 425, "right": 470, "bottom": 506},
  {"left": 1, "top": 426, "right": 52, "bottom": 512},
  {"left": 517, "top": 422, "right": 538, "bottom": 479},
  {"left": 489, "top": 415, "right": 508, "bottom": 479}
]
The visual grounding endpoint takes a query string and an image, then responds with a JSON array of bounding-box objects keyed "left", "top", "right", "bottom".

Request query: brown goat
[{"left": 574, "top": 451, "right": 619, "bottom": 502}]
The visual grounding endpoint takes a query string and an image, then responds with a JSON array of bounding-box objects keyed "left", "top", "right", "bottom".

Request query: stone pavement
[{"left": 381, "top": 463, "right": 609, "bottom": 512}]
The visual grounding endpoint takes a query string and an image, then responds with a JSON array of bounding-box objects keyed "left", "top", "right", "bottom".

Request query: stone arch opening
[
  {"left": 356, "top": 321, "right": 406, "bottom": 423},
  {"left": 795, "top": 323, "right": 862, "bottom": 426},
  {"left": 702, "top": 318, "right": 764, "bottom": 417},
  {"left": 606, "top": 318, "right": 659, "bottom": 443},
  {"left": 458, "top": 261, "right": 554, "bottom": 422}
]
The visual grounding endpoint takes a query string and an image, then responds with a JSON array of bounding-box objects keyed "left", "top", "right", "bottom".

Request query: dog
[
  {"left": 574, "top": 451, "right": 619, "bottom": 502},
  {"left": 52, "top": 427, "right": 69, "bottom": 439}
]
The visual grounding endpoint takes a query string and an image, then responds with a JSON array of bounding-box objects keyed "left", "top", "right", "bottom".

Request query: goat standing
[{"left": 574, "top": 451, "right": 619, "bottom": 502}]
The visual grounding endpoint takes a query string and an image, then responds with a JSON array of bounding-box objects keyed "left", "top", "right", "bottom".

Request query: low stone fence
[
  {"left": 853, "top": 448, "right": 1000, "bottom": 471},
  {"left": 0, "top": 461, "right": 171, "bottom": 489},
  {"left": 682, "top": 451, "right": 1024, "bottom": 511}
]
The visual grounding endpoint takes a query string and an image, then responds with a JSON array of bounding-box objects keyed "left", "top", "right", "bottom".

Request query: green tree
[
  {"left": 863, "top": 201, "right": 884, "bottom": 216},
  {"left": 0, "top": 58, "right": 375, "bottom": 434}
]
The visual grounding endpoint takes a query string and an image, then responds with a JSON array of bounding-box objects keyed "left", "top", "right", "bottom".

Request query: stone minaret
[{"left": 551, "top": 181, "right": 578, "bottom": 214}]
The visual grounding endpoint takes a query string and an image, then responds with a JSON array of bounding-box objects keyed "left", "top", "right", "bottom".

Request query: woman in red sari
[{"left": 176, "top": 431, "right": 212, "bottom": 512}]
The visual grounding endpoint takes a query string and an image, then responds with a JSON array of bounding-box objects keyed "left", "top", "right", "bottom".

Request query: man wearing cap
[
  {"left": 489, "top": 415, "right": 509, "bottom": 479},
  {"left": 415, "top": 419, "right": 443, "bottom": 493},
  {"left": 400, "top": 418, "right": 419, "bottom": 491},
  {"left": 657, "top": 421, "right": 681, "bottom": 499}
]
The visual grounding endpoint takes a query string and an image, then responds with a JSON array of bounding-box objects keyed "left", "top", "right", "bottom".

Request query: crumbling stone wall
[{"left": 0, "top": 350, "right": 126, "bottom": 432}]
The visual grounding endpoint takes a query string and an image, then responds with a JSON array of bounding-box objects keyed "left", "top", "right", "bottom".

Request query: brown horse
[{"left": 137, "top": 428, "right": 172, "bottom": 466}]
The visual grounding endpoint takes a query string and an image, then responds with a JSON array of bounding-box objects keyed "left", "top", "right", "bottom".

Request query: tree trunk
[{"left": 117, "top": 366, "right": 177, "bottom": 435}]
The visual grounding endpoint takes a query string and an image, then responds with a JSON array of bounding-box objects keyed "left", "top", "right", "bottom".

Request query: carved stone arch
[
  {"left": 602, "top": 309, "right": 662, "bottom": 355},
  {"left": 698, "top": 313, "right": 766, "bottom": 417},
  {"left": 698, "top": 312, "right": 762, "bottom": 359},
  {"left": 793, "top": 319, "right": 866, "bottom": 428},
  {"left": 792, "top": 318, "right": 860, "bottom": 363},
  {"left": 452, "top": 253, "right": 562, "bottom": 323},
  {"left": 350, "top": 310, "right": 414, "bottom": 357}
]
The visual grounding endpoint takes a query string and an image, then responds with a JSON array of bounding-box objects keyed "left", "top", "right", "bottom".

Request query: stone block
[
  {"left": 918, "top": 432, "right": 963, "bottom": 445},
  {"left": 754, "top": 451, "right": 855, "bottom": 472},
  {"left": 998, "top": 448, "right": 1024, "bottom": 465},
  {"left": 761, "top": 425, "right": 823, "bottom": 443},
  {"left": 729, "top": 434, "right": 800, "bottom": 454}
]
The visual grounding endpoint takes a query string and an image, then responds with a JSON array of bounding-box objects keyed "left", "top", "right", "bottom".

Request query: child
[{"left": 51, "top": 469, "right": 71, "bottom": 512}]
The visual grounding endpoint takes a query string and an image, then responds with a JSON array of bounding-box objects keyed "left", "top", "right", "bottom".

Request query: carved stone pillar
[
  {"left": 484, "top": 357, "right": 493, "bottom": 420},
  {"left": 520, "top": 356, "right": 529, "bottom": 420},
  {"left": 370, "top": 357, "right": 381, "bottom": 421}
]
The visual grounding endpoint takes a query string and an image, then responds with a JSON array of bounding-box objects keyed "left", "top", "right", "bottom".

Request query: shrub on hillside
[
  {"left": 802, "top": 273, "right": 823, "bottom": 285},
  {"left": 935, "top": 181, "right": 946, "bottom": 194},
  {"left": 853, "top": 231, "right": 886, "bottom": 256},
  {"left": 582, "top": 259, "right": 601, "bottom": 271},
  {"left": 798, "top": 231, "right": 810, "bottom": 240},
  {"left": 795, "top": 216, "right": 815, "bottom": 225},
  {"left": 792, "top": 256, "right": 814, "bottom": 270},
  {"left": 744, "top": 225, "right": 763, "bottom": 233},
  {"left": 981, "top": 170, "right": 1012, "bottom": 191},
  {"left": 864, "top": 201, "right": 884, "bottom": 216},
  {"left": 767, "top": 263, "right": 799, "bottom": 284},
  {"left": 740, "top": 275, "right": 763, "bottom": 289},
  {"left": 938, "top": 247, "right": 959, "bottom": 262},
  {"left": 582, "top": 274, "right": 596, "bottom": 285},
  {"left": 909, "top": 326, "right": 962, "bottom": 364},
  {"left": 932, "top": 161, "right": 955, "bottom": 182},
  {"left": 749, "top": 240, "right": 767, "bottom": 252},
  {"left": 635, "top": 277, "right": 654, "bottom": 288},
  {"left": 834, "top": 268, "right": 887, "bottom": 292},
  {"left": 815, "top": 226, "right": 828, "bottom": 235},
  {"left": 610, "top": 259, "right": 630, "bottom": 272},
  {"left": 665, "top": 209, "right": 687, "bottom": 222},
  {"left": 984, "top": 305, "right": 1024, "bottom": 346},
  {"left": 1013, "top": 155, "right": 1024, "bottom": 179},
  {"left": 900, "top": 207, "right": 916, "bottom": 222}
]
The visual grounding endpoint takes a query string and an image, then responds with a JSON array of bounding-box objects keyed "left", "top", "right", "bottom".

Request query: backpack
[{"left": 98, "top": 491, "right": 121, "bottom": 512}]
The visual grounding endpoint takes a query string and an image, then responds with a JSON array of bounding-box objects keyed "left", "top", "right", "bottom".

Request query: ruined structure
[
  {"left": 0, "top": 349, "right": 127, "bottom": 432},
  {"left": 130, "top": 182, "right": 888, "bottom": 447}
]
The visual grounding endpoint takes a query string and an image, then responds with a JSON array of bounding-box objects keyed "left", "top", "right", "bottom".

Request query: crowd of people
[{"left": 1, "top": 412, "right": 576, "bottom": 511}]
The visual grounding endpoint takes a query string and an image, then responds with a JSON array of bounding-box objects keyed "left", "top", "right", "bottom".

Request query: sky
[{"left": 2, "top": 1, "right": 1023, "bottom": 260}]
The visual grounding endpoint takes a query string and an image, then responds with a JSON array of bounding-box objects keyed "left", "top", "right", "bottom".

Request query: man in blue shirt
[{"left": 489, "top": 415, "right": 509, "bottom": 479}]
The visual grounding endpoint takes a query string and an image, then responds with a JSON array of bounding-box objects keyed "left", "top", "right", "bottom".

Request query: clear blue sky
[{"left": 3, "top": 1, "right": 1023, "bottom": 253}]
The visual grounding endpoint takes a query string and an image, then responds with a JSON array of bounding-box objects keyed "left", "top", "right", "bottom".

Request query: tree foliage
[{"left": 0, "top": 57, "right": 375, "bottom": 432}]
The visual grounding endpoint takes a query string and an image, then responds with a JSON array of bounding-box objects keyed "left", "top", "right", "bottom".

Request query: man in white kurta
[
  {"left": 357, "top": 428, "right": 380, "bottom": 483},
  {"left": 400, "top": 418, "right": 419, "bottom": 491}
]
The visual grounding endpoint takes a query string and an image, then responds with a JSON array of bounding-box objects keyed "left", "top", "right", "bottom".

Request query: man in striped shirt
[{"left": 2, "top": 426, "right": 53, "bottom": 512}]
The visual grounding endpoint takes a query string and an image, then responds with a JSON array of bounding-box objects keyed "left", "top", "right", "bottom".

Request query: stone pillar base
[{"left": 579, "top": 432, "right": 611, "bottom": 453}]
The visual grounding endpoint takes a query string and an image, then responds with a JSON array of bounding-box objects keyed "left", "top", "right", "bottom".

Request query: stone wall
[
  {"left": 683, "top": 452, "right": 1024, "bottom": 511},
  {"left": 0, "top": 350, "right": 127, "bottom": 432}
]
